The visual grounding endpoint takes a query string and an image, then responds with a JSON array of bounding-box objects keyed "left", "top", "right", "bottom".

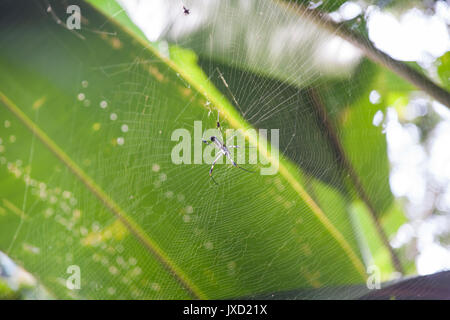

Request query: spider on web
[
  {"left": 183, "top": 6, "right": 190, "bottom": 15},
  {"left": 202, "top": 111, "right": 254, "bottom": 185}
]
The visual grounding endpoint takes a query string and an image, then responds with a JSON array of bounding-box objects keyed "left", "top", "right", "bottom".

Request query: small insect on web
[
  {"left": 183, "top": 6, "right": 190, "bottom": 15},
  {"left": 202, "top": 111, "right": 254, "bottom": 185}
]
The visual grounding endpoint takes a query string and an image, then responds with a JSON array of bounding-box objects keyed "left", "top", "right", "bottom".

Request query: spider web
[
  {"left": 106, "top": 0, "right": 379, "bottom": 296},
  {"left": 122, "top": 0, "right": 366, "bottom": 185},
  {"left": 0, "top": 0, "right": 404, "bottom": 300}
]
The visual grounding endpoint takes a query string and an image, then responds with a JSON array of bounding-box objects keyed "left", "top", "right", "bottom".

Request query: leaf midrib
[{"left": 0, "top": 92, "right": 206, "bottom": 300}]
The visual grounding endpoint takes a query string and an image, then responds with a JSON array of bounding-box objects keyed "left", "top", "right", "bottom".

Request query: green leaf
[
  {"left": 437, "top": 51, "right": 450, "bottom": 90},
  {"left": 0, "top": 0, "right": 368, "bottom": 299},
  {"left": 349, "top": 201, "right": 395, "bottom": 280},
  {"left": 94, "top": 0, "right": 411, "bottom": 279}
]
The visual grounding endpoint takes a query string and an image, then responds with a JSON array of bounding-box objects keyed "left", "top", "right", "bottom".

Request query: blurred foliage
[
  {"left": 437, "top": 51, "right": 450, "bottom": 90},
  {"left": 289, "top": 0, "right": 348, "bottom": 11},
  {"left": 379, "top": 0, "right": 442, "bottom": 11},
  {"left": 0, "top": 279, "right": 18, "bottom": 299},
  {"left": 124, "top": 0, "right": 366, "bottom": 89}
]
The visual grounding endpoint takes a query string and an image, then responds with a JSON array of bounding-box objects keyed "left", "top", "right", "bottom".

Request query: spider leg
[
  {"left": 210, "top": 174, "right": 218, "bottom": 185},
  {"left": 209, "top": 153, "right": 223, "bottom": 185},
  {"left": 225, "top": 152, "right": 255, "bottom": 173},
  {"left": 228, "top": 145, "right": 240, "bottom": 148},
  {"left": 216, "top": 111, "right": 223, "bottom": 135},
  {"left": 236, "top": 166, "right": 254, "bottom": 173}
]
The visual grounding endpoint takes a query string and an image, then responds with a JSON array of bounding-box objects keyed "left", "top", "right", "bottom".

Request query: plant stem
[{"left": 279, "top": 1, "right": 450, "bottom": 109}]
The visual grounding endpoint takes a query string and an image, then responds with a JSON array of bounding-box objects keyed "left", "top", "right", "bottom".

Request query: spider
[
  {"left": 202, "top": 111, "right": 253, "bottom": 185},
  {"left": 183, "top": 6, "right": 190, "bottom": 15}
]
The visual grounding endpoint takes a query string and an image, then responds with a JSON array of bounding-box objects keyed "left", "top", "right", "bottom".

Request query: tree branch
[
  {"left": 279, "top": 1, "right": 450, "bottom": 108},
  {"left": 308, "top": 88, "right": 404, "bottom": 274}
]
